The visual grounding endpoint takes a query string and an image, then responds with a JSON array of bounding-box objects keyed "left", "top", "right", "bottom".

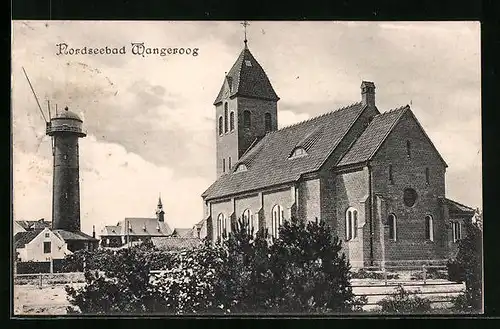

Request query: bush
[
  {"left": 65, "top": 243, "right": 173, "bottom": 314},
  {"left": 377, "top": 285, "right": 432, "bottom": 314},
  {"left": 410, "top": 267, "right": 448, "bottom": 281},
  {"left": 448, "top": 220, "right": 483, "bottom": 312}
]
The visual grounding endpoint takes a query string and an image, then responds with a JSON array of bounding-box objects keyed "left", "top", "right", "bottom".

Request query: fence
[{"left": 14, "top": 272, "right": 86, "bottom": 287}]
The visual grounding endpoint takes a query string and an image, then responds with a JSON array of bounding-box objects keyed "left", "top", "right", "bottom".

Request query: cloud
[{"left": 278, "top": 111, "right": 310, "bottom": 128}]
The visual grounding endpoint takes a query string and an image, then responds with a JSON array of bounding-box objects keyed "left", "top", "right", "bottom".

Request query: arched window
[
  {"left": 388, "top": 214, "right": 397, "bottom": 241},
  {"left": 243, "top": 110, "right": 251, "bottom": 128},
  {"left": 222, "top": 158, "right": 226, "bottom": 173},
  {"left": 224, "top": 104, "right": 229, "bottom": 133},
  {"left": 217, "top": 213, "right": 226, "bottom": 239},
  {"left": 452, "top": 221, "right": 462, "bottom": 243},
  {"left": 228, "top": 157, "right": 232, "bottom": 170},
  {"left": 218, "top": 116, "right": 223, "bottom": 136},
  {"left": 388, "top": 164, "right": 393, "bottom": 184},
  {"left": 425, "top": 168, "right": 430, "bottom": 184},
  {"left": 265, "top": 112, "right": 272, "bottom": 131},
  {"left": 242, "top": 209, "right": 253, "bottom": 235},
  {"left": 425, "top": 215, "right": 434, "bottom": 241},
  {"left": 345, "top": 207, "right": 358, "bottom": 241},
  {"left": 406, "top": 140, "right": 411, "bottom": 158},
  {"left": 230, "top": 111, "right": 235, "bottom": 131},
  {"left": 271, "top": 205, "right": 284, "bottom": 238}
]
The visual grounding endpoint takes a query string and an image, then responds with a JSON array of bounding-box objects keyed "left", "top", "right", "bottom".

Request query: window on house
[
  {"left": 242, "top": 209, "right": 253, "bottom": 234},
  {"left": 425, "top": 168, "right": 430, "bottom": 184},
  {"left": 388, "top": 214, "right": 397, "bottom": 241},
  {"left": 223, "top": 158, "right": 226, "bottom": 173},
  {"left": 452, "top": 221, "right": 462, "bottom": 243},
  {"left": 44, "top": 232, "right": 50, "bottom": 238},
  {"left": 389, "top": 165, "right": 393, "bottom": 184},
  {"left": 406, "top": 140, "right": 411, "bottom": 158},
  {"left": 345, "top": 207, "right": 358, "bottom": 241},
  {"left": 235, "top": 164, "right": 248, "bottom": 172},
  {"left": 224, "top": 104, "right": 229, "bottom": 133},
  {"left": 265, "top": 112, "right": 272, "bottom": 132},
  {"left": 425, "top": 215, "right": 434, "bottom": 241},
  {"left": 243, "top": 110, "right": 251, "bottom": 128},
  {"left": 218, "top": 116, "right": 223, "bottom": 136},
  {"left": 271, "top": 205, "right": 284, "bottom": 238},
  {"left": 217, "top": 213, "right": 225, "bottom": 239},
  {"left": 230, "top": 111, "right": 235, "bottom": 131},
  {"left": 290, "top": 147, "right": 307, "bottom": 159},
  {"left": 43, "top": 241, "right": 51, "bottom": 254},
  {"left": 229, "top": 157, "right": 232, "bottom": 170}
]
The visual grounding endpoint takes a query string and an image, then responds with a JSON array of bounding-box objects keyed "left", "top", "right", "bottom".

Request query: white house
[{"left": 14, "top": 227, "right": 72, "bottom": 262}]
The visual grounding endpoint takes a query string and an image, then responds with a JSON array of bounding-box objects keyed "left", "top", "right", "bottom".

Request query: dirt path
[{"left": 14, "top": 283, "right": 85, "bottom": 315}]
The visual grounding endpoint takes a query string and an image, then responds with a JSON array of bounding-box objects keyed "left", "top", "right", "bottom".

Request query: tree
[{"left": 452, "top": 220, "right": 483, "bottom": 312}]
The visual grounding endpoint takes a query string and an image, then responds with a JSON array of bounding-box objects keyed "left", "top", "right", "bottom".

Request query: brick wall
[
  {"left": 334, "top": 167, "right": 369, "bottom": 268},
  {"left": 370, "top": 110, "right": 448, "bottom": 264}
]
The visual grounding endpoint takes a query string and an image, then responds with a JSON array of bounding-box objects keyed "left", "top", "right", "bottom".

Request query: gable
[
  {"left": 203, "top": 103, "right": 368, "bottom": 200},
  {"left": 14, "top": 230, "right": 43, "bottom": 248},
  {"left": 338, "top": 105, "right": 447, "bottom": 168},
  {"left": 373, "top": 108, "right": 447, "bottom": 167}
]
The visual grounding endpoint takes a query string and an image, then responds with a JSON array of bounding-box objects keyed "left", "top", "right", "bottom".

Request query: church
[{"left": 201, "top": 39, "right": 476, "bottom": 268}]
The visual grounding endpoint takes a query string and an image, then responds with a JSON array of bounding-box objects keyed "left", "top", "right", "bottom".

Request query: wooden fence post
[
  {"left": 422, "top": 264, "right": 427, "bottom": 285},
  {"left": 50, "top": 257, "right": 53, "bottom": 274},
  {"left": 39, "top": 273, "right": 43, "bottom": 288}
]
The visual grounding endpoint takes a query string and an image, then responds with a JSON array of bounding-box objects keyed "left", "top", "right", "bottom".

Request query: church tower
[
  {"left": 156, "top": 195, "right": 165, "bottom": 222},
  {"left": 213, "top": 26, "right": 279, "bottom": 177}
]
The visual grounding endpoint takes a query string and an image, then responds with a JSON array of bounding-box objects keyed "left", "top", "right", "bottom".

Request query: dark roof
[
  {"left": 150, "top": 237, "right": 202, "bottom": 251},
  {"left": 446, "top": 198, "right": 475, "bottom": 215},
  {"left": 172, "top": 228, "right": 195, "bottom": 238},
  {"left": 101, "top": 225, "right": 121, "bottom": 236},
  {"left": 338, "top": 106, "right": 408, "bottom": 166},
  {"left": 53, "top": 230, "right": 98, "bottom": 241},
  {"left": 14, "top": 230, "right": 43, "bottom": 248},
  {"left": 213, "top": 46, "right": 279, "bottom": 105},
  {"left": 16, "top": 219, "right": 51, "bottom": 230},
  {"left": 202, "top": 103, "right": 367, "bottom": 200},
  {"left": 117, "top": 218, "right": 172, "bottom": 236}
]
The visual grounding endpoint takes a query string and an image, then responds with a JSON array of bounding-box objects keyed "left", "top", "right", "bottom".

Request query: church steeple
[
  {"left": 213, "top": 23, "right": 279, "bottom": 177},
  {"left": 156, "top": 194, "right": 165, "bottom": 222}
]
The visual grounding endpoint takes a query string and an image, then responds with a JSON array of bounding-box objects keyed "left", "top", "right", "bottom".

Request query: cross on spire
[{"left": 241, "top": 21, "right": 250, "bottom": 46}]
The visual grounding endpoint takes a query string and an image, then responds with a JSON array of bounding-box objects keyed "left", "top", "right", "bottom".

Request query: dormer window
[
  {"left": 289, "top": 147, "right": 307, "bottom": 159},
  {"left": 245, "top": 60, "right": 252, "bottom": 67},
  {"left": 143, "top": 224, "right": 147, "bottom": 231},
  {"left": 235, "top": 164, "right": 248, "bottom": 173},
  {"left": 156, "top": 223, "right": 160, "bottom": 232}
]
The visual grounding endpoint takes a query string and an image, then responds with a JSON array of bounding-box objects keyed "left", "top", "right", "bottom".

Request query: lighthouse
[{"left": 46, "top": 106, "right": 86, "bottom": 232}]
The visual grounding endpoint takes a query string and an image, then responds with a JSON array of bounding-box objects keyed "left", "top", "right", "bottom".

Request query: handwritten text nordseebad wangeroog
[{"left": 55, "top": 43, "right": 200, "bottom": 57}]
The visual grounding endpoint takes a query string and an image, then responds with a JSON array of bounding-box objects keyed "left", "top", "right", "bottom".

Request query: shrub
[
  {"left": 410, "top": 267, "right": 448, "bottom": 281},
  {"left": 65, "top": 243, "right": 172, "bottom": 314},
  {"left": 351, "top": 268, "right": 399, "bottom": 280},
  {"left": 378, "top": 285, "right": 432, "bottom": 314}
]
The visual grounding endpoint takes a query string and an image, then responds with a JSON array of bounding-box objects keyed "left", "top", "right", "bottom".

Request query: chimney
[
  {"left": 92, "top": 225, "right": 96, "bottom": 238},
  {"left": 361, "top": 81, "right": 376, "bottom": 106}
]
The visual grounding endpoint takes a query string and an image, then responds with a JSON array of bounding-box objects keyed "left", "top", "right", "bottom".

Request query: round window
[{"left": 403, "top": 188, "right": 418, "bottom": 207}]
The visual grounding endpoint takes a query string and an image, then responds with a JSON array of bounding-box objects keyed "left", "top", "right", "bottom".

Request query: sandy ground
[{"left": 13, "top": 283, "right": 85, "bottom": 315}]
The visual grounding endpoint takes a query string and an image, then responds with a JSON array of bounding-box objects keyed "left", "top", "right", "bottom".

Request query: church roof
[
  {"left": 202, "top": 102, "right": 367, "bottom": 200},
  {"left": 338, "top": 105, "right": 408, "bottom": 166},
  {"left": 117, "top": 218, "right": 172, "bottom": 236},
  {"left": 213, "top": 46, "right": 279, "bottom": 105},
  {"left": 445, "top": 198, "right": 476, "bottom": 215},
  {"left": 337, "top": 105, "right": 447, "bottom": 167}
]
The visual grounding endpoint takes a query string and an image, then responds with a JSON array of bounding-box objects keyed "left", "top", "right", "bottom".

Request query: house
[
  {"left": 14, "top": 227, "right": 71, "bottom": 262},
  {"left": 13, "top": 221, "right": 26, "bottom": 236},
  {"left": 201, "top": 41, "right": 477, "bottom": 268},
  {"left": 150, "top": 236, "right": 202, "bottom": 252},
  {"left": 171, "top": 227, "right": 196, "bottom": 238},
  {"left": 100, "top": 197, "right": 172, "bottom": 247}
]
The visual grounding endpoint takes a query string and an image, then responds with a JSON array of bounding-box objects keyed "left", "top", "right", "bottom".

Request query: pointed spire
[
  {"left": 157, "top": 193, "right": 163, "bottom": 208},
  {"left": 241, "top": 21, "right": 250, "bottom": 48}
]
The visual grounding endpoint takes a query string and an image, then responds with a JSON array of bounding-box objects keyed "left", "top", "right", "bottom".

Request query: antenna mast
[
  {"left": 47, "top": 100, "right": 52, "bottom": 120},
  {"left": 22, "top": 67, "right": 48, "bottom": 123}
]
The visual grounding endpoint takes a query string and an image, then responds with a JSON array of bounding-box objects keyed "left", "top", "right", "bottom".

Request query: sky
[{"left": 11, "top": 21, "right": 481, "bottom": 236}]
